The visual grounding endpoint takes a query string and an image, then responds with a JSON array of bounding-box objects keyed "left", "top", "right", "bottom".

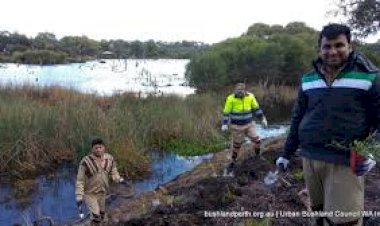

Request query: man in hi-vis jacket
[{"left": 222, "top": 82, "right": 268, "bottom": 168}]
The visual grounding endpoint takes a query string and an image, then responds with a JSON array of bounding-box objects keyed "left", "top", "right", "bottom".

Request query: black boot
[
  {"left": 232, "top": 151, "right": 238, "bottom": 161},
  {"left": 100, "top": 211, "right": 106, "bottom": 223},
  {"left": 254, "top": 145, "right": 260, "bottom": 156},
  {"left": 226, "top": 162, "right": 235, "bottom": 176},
  {"left": 311, "top": 205, "right": 324, "bottom": 226},
  {"left": 91, "top": 213, "right": 102, "bottom": 226}
]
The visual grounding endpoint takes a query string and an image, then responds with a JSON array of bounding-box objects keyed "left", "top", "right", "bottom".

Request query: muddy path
[{"left": 104, "top": 136, "right": 380, "bottom": 226}]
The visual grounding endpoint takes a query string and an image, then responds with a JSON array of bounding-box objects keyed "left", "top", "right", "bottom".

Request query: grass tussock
[
  {"left": 251, "top": 83, "right": 297, "bottom": 122},
  {"left": 252, "top": 83, "right": 297, "bottom": 107}
]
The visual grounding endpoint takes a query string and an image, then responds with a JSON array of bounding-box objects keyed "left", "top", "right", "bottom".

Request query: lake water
[
  {"left": 0, "top": 125, "right": 288, "bottom": 226},
  {"left": 0, "top": 60, "right": 289, "bottom": 224},
  {"left": 0, "top": 59, "right": 195, "bottom": 96}
]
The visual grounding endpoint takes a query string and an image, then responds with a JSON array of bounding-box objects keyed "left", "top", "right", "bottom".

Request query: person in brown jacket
[{"left": 75, "top": 137, "right": 125, "bottom": 225}]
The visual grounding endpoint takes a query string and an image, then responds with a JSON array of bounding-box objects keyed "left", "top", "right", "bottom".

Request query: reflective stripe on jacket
[{"left": 283, "top": 52, "right": 380, "bottom": 165}]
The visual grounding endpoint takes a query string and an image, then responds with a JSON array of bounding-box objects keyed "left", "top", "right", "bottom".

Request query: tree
[
  {"left": 129, "top": 41, "right": 144, "bottom": 58},
  {"left": 4, "top": 32, "right": 32, "bottom": 52},
  {"left": 186, "top": 51, "right": 229, "bottom": 91},
  {"left": 60, "top": 36, "right": 100, "bottom": 56},
  {"left": 284, "top": 22, "right": 316, "bottom": 35},
  {"left": 108, "top": 39, "right": 129, "bottom": 58},
  {"left": 335, "top": 0, "right": 380, "bottom": 37},
  {"left": 145, "top": 40, "right": 160, "bottom": 58},
  {"left": 33, "top": 32, "right": 58, "bottom": 50},
  {"left": 0, "top": 31, "right": 11, "bottom": 52},
  {"left": 185, "top": 22, "right": 320, "bottom": 91},
  {"left": 245, "top": 23, "right": 284, "bottom": 38}
]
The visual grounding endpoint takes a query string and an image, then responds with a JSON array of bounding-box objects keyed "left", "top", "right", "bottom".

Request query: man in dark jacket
[{"left": 276, "top": 24, "right": 379, "bottom": 225}]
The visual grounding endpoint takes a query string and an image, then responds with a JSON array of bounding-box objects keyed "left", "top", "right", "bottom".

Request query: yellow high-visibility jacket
[{"left": 222, "top": 92, "right": 263, "bottom": 125}]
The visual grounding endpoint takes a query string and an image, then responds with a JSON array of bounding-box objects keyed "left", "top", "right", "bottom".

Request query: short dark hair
[
  {"left": 318, "top": 23, "right": 351, "bottom": 47},
  {"left": 91, "top": 137, "right": 105, "bottom": 147}
]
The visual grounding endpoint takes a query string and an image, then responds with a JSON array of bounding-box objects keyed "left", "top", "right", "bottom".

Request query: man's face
[
  {"left": 319, "top": 34, "right": 352, "bottom": 68},
  {"left": 92, "top": 144, "right": 105, "bottom": 157},
  {"left": 234, "top": 84, "right": 246, "bottom": 98}
]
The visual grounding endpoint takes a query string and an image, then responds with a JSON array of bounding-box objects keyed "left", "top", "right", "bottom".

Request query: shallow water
[
  {"left": 0, "top": 59, "right": 195, "bottom": 96},
  {"left": 0, "top": 125, "right": 287, "bottom": 225}
]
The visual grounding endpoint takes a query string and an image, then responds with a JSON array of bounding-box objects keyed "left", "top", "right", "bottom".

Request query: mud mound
[{"left": 109, "top": 137, "right": 380, "bottom": 226}]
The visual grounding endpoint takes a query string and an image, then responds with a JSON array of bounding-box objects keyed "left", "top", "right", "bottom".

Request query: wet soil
[{"left": 105, "top": 136, "right": 380, "bottom": 226}]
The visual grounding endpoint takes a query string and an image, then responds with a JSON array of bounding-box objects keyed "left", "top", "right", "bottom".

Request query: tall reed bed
[
  {"left": 250, "top": 83, "right": 297, "bottom": 122},
  {"left": 0, "top": 87, "right": 221, "bottom": 179},
  {"left": 0, "top": 84, "right": 297, "bottom": 179}
]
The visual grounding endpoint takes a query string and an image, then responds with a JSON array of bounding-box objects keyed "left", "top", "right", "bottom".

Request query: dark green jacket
[{"left": 283, "top": 52, "right": 380, "bottom": 165}]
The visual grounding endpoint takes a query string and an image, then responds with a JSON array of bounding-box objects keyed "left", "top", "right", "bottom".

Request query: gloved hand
[
  {"left": 119, "top": 177, "right": 129, "bottom": 185},
  {"left": 76, "top": 199, "right": 83, "bottom": 207},
  {"left": 276, "top": 157, "right": 289, "bottom": 170},
  {"left": 221, "top": 124, "right": 228, "bottom": 132},
  {"left": 350, "top": 151, "right": 376, "bottom": 176},
  {"left": 261, "top": 117, "right": 268, "bottom": 128}
]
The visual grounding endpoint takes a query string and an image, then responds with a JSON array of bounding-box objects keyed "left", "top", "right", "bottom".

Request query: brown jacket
[{"left": 75, "top": 153, "right": 121, "bottom": 200}]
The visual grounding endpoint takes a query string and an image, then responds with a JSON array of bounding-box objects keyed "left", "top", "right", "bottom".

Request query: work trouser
[
  {"left": 230, "top": 123, "right": 260, "bottom": 161},
  {"left": 85, "top": 192, "right": 106, "bottom": 224},
  {"left": 303, "top": 158, "right": 364, "bottom": 226}
]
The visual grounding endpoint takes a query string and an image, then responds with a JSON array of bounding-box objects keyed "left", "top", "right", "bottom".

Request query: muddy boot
[
  {"left": 100, "top": 211, "right": 107, "bottom": 224},
  {"left": 231, "top": 151, "right": 238, "bottom": 161},
  {"left": 226, "top": 162, "right": 235, "bottom": 176},
  {"left": 254, "top": 138, "right": 262, "bottom": 157},
  {"left": 90, "top": 213, "right": 102, "bottom": 226},
  {"left": 91, "top": 220, "right": 102, "bottom": 226},
  {"left": 225, "top": 151, "right": 238, "bottom": 176},
  {"left": 311, "top": 205, "right": 324, "bottom": 226},
  {"left": 254, "top": 145, "right": 260, "bottom": 156}
]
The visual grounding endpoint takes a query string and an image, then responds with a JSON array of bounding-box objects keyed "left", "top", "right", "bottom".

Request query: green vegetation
[
  {"left": 165, "top": 139, "right": 227, "bottom": 156},
  {"left": 292, "top": 169, "right": 304, "bottom": 182},
  {"left": 351, "top": 136, "right": 380, "bottom": 160},
  {"left": 4, "top": 21, "right": 378, "bottom": 180},
  {"left": 0, "top": 31, "right": 209, "bottom": 65},
  {"left": 186, "top": 22, "right": 380, "bottom": 90},
  {"left": 0, "top": 84, "right": 296, "bottom": 180},
  {"left": 0, "top": 87, "right": 221, "bottom": 179},
  {"left": 334, "top": 0, "right": 380, "bottom": 37},
  {"left": 329, "top": 133, "right": 380, "bottom": 160},
  {"left": 11, "top": 50, "right": 71, "bottom": 65}
]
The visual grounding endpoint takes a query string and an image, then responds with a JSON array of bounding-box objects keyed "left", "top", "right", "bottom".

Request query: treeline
[
  {"left": 0, "top": 31, "right": 209, "bottom": 64},
  {"left": 186, "top": 22, "right": 380, "bottom": 91}
]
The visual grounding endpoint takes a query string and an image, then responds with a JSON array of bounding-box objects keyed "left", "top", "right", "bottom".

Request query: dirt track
[{"left": 106, "top": 136, "right": 380, "bottom": 226}]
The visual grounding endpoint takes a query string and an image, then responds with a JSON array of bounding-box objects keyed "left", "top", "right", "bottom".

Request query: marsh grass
[{"left": 0, "top": 84, "right": 296, "bottom": 179}]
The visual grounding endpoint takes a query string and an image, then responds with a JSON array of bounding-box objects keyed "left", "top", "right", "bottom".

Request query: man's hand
[
  {"left": 356, "top": 158, "right": 376, "bottom": 176},
  {"left": 221, "top": 125, "right": 228, "bottom": 132},
  {"left": 276, "top": 157, "right": 289, "bottom": 170},
  {"left": 119, "top": 177, "right": 129, "bottom": 185},
  {"left": 261, "top": 117, "right": 268, "bottom": 128},
  {"left": 351, "top": 151, "right": 376, "bottom": 176}
]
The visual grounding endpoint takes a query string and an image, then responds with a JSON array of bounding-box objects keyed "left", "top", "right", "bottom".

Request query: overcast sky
[{"left": 1, "top": 0, "right": 379, "bottom": 44}]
